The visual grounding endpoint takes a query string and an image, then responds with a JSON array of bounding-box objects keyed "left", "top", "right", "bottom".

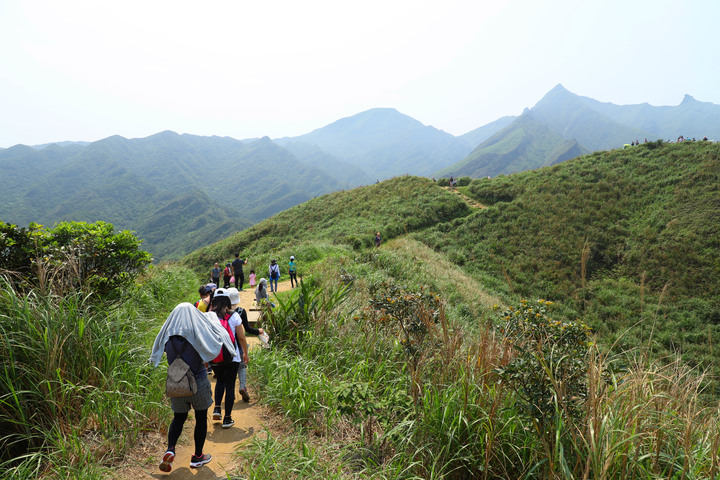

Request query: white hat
[
  {"left": 214, "top": 288, "right": 230, "bottom": 298},
  {"left": 290, "top": 256, "right": 295, "bottom": 260},
  {"left": 227, "top": 287, "right": 241, "bottom": 305}
]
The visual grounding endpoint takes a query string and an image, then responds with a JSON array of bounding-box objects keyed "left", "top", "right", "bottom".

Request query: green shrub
[
  {"left": 456, "top": 176, "right": 472, "bottom": 186},
  {"left": 0, "top": 220, "right": 151, "bottom": 299},
  {"left": 496, "top": 300, "right": 591, "bottom": 447}
]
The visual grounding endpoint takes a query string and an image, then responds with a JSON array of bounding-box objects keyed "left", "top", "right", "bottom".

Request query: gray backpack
[{"left": 165, "top": 339, "right": 197, "bottom": 398}]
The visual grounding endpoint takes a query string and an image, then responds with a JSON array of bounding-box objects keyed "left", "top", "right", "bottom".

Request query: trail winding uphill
[
  {"left": 116, "top": 281, "right": 294, "bottom": 479},
  {"left": 443, "top": 186, "right": 486, "bottom": 209}
]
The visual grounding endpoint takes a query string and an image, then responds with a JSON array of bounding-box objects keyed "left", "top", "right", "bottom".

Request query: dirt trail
[
  {"left": 116, "top": 280, "right": 295, "bottom": 479},
  {"left": 443, "top": 186, "right": 486, "bottom": 209}
]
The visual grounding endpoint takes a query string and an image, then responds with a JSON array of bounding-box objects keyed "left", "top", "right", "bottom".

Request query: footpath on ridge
[
  {"left": 117, "top": 280, "right": 294, "bottom": 479},
  {"left": 443, "top": 186, "right": 486, "bottom": 209}
]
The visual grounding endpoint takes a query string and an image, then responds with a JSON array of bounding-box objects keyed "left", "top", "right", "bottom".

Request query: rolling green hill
[{"left": 184, "top": 140, "right": 720, "bottom": 388}]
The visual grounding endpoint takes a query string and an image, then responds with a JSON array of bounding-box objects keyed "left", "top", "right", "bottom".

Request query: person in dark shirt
[{"left": 231, "top": 253, "right": 248, "bottom": 290}]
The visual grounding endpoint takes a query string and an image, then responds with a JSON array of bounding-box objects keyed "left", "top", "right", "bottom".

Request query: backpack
[
  {"left": 269, "top": 264, "right": 279, "bottom": 280},
  {"left": 210, "top": 313, "right": 236, "bottom": 366},
  {"left": 224, "top": 267, "right": 231, "bottom": 277},
  {"left": 165, "top": 338, "right": 198, "bottom": 398}
]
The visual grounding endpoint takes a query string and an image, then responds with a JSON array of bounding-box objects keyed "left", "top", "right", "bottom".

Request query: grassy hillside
[
  {"left": 177, "top": 141, "right": 720, "bottom": 477},
  {"left": 425, "top": 140, "right": 720, "bottom": 384},
  {"left": 185, "top": 141, "right": 720, "bottom": 386},
  {"left": 182, "top": 175, "right": 472, "bottom": 272}
]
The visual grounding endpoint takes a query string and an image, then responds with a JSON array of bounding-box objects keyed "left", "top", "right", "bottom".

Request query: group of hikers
[
  {"left": 148, "top": 253, "right": 298, "bottom": 472},
  {"left": 625, "top": 136, "right": 712, "bottom": 147},
  {"left": 210, "top": 254, "right": 298, "bottom": 292}
]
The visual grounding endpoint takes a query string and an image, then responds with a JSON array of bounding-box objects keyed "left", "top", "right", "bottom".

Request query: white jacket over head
[{"left": 149, "top": 302, "right": 235, "bottom": 366}]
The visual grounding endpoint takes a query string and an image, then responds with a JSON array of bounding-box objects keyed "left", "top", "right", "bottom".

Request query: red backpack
[{"left": 211, "top": 313, "right": 235, "bottom": 366}]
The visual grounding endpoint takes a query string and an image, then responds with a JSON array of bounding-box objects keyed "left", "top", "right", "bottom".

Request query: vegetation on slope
[
  {"left": 182, "top": 175, "right": 472, "bottom": 273},
  {"left": 423, "top": 140, "right": 720, "bottom": 385}
]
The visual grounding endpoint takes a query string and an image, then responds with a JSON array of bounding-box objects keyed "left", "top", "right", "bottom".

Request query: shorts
[{"left": 169, "top": 374, "right": 213, "bottom": 413}]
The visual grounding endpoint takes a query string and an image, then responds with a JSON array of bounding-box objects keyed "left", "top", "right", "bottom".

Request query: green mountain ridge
[
  {"left": 437, "top": 112, "right": 588, "bottom": 177},
  {"left": 439, "top": 84, "right": 720, "bottom": 178},
  {"left": 280, "top": 107, "right": 473, "bottom": 178},
  {"left": 0, "top": 132, "right": 351, "bottom": 260},
  {"left": 183, "top": 141, "right": 720, "bottom": 389}
]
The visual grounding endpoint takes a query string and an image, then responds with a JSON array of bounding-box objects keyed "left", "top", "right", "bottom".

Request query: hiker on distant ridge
[
  {"left": 232, "top": 253, "right": 248, "bottom": 291},
  {"left": 374, "top": 231, "right": 381, "bottom": 248}
]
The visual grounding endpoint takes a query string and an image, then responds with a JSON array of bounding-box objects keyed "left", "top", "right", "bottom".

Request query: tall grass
[
  {"left": 0, "top": 263, "right": 198, "bottom": 478},
  {"left": 244, "top": 249, "right": 720, "bottom": 479}
]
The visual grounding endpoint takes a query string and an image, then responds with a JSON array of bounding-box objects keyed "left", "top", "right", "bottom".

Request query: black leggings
[
  {"left": 213, "top": 362, "right": 240, "bottom": 415},
  {"left": 168, "top": 409, "right": 208, "bottom": 457}
]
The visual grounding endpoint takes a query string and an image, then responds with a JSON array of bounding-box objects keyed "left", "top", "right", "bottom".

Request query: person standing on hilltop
[
  {"left": 268, "top": 259, "right": 280, "bottom": 293},
  {"left": 288, "top": 256, "right": 297, "bottom": 288},
  {"left": 210, "top": 263, "right": 220, "bottom": 286},
  {"left": 232, "top": 253, "right": 248, "bottom": 291}
]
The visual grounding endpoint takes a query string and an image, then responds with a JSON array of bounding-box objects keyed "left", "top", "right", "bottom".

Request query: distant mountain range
[
  {"left": 2, "top": 85, "right": 718, "bottom": 260},
  {"left": 439, "top": 84, "right": 720, "bottom": 178}
]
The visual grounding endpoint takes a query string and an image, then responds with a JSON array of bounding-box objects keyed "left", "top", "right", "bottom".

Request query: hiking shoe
[
  {"left": 212, "top": 406, "right": 221, "bottom": 421},
  {"left": 159, "top": 450, "right": 174, "bottom": 472},
  {"left": 222, "top": 416, "right": 234, "bottom": 429},
  {"left": 239, "top": 388, "right": 250, "bottom": 402},
  {"left": 190, "top": 453, "right": 212, "bottom": 468}
]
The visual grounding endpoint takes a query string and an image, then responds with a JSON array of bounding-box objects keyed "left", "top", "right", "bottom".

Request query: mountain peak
[{"left": 681, "top": 94, "right": 696, "bottom": 104}]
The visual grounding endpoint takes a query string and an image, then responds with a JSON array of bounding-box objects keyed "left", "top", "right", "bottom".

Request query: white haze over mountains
[{"left": 1, "top": 0, "right": 718, "bottom": 148}]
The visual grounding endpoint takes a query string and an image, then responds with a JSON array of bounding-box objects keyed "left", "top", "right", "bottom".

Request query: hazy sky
[{"left": 1, "top": 0, "right": 718, "bottom": 148}]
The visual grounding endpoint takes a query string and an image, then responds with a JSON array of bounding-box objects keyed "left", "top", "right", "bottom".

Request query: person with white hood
[{"left": 149, "top": 302, "right": 235, "bottom": 472}]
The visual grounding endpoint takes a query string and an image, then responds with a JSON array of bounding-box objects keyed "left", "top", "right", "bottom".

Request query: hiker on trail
[
  {"left": 194, "top": 284, "right": 215, "bottom": 313},
  {"left": 210, "top": 263, "right": 220, "bottom": 286},
  {"left": 227, "top": 288, "right": 265, "bottom": 402},
  {"left": 268, "top": 259, "right": 280, "bottom": 293},
  {"left": 255, "top": 278, "right": 274, "bottom": 308},
  {"left": 449, "top": 176, "right": 454, "bottom": 187},
  {"left": 232, "top": 253, "right": 248, "bottom": 290},
  {"left": 209, "top": 288, "right": 248, "bottom": 430},
  {"left": 149, "top": 302, "right": 236, "bottom": 472},
  {"left": 222, "top": 263, "right": 232, "bottom": 288},
  {"left": 249, "top": 269, "right": 256, "bottom": 289},
  {"left": 288, "top": 256, "right": 297, "bottom": 288},
  {"left": 375, "top": 232, "right": 381, "bottom": 248}
]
